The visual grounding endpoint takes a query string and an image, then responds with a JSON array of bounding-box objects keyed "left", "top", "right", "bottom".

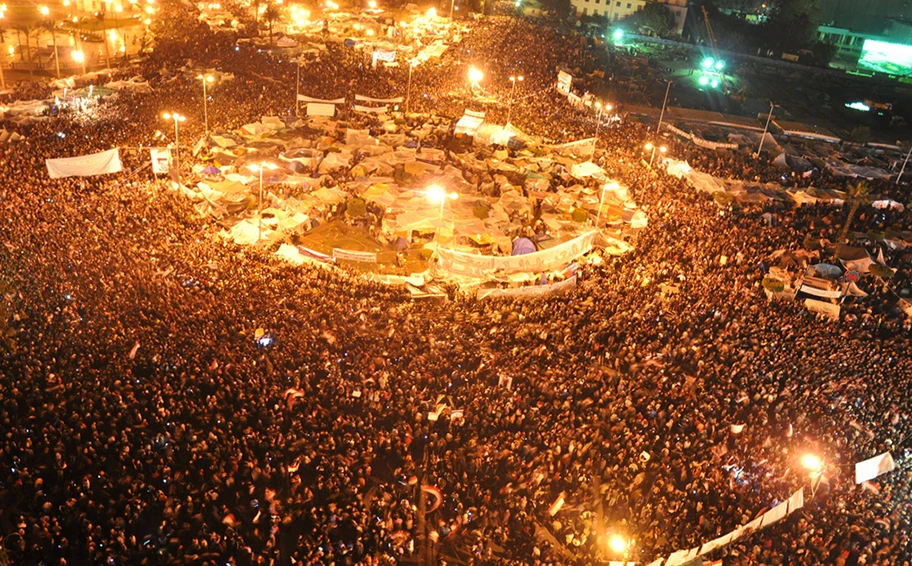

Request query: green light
[
  {"left": 710, "top": 78, "right": 720, "bottom": 88},
  {"left": 859, "top": 39, "right": 912, "bottom": 75},
  {"left": 702, "top": 57, "right": 714, "bottom": 69},
  {"left": 698, "top": 76, "right": 709, "bottom": 85},
  {"left": 613, "top": 29, "right": 624, "bottom": 41},
  {"left": 714, "top": 60, "right": 724, "bottom": 70}
]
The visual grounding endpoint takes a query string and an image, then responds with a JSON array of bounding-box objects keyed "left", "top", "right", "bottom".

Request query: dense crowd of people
[{"left": 1, "top": 2, "right": 912, "bottom": 566}]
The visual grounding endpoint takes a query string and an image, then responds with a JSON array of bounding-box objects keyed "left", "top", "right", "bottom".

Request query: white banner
[
  {"left": 307, "top": 102, "right": 336, "bottom": 117},
  {"left": 855, "top": 452, "right": 896, "bottom": 484},
  {"left": 372, "top": 50, "right": 397, "bottom": 63},
  {"left": 353, "top": 104, "right": 389, "bottom": 114},
  {"left": 355, "top": 94, "right": 403, "bottom": 103},
  {"left": 477, "top": 276, "right": 576, "bottom": 300},
  {"left": 332, "top": 248, "right": 377, "bottom": 262},
  {"left": 805, "top": 298, "right": 840, "bottom": 319},
  {"left": 556, "top": 70, "right": 572, "bottom": 95},
  {"left": 46, "top": 148, "right": 122, "bottom": 179},
  {"left": 437, "top": 231, "right": 598, "bottom": 278},
  {"left": 297, "top": 95, "right": 345, "bottom": 103},
  {"left": 150, "top": 148, "right": 171, "bottom": 174},
  {"left": 787, "top": 487, "right": 805, "bottom": 513},
  {"left": 759, "top": 500, "right": 788, "bottom": 528},
  {"left": 547, "top": 138, "right": 596, "bottom": 157}
]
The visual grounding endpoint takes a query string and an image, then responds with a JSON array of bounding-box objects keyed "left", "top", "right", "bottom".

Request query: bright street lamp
[
  {"left": 426, "top": 184, "right": 458, "bottom": 239},
  {"left": 506, "top": 75, "right": 523, "bottom": 125},
  {"left": 72, "top": 49, "right": 86, "bottom": 74},
  {"left": 644, "top": 142, "right": 666, "bottom": 167},
  {"left": 468, "top": 66, "right": 483, "bottom": 88},
  {"left": 801, "top": 453, "right": 823, "bottom": 473},
  {"left": 368, "top": 0, "right": 376, "bottom": 7},
  {"left": 162, "top": 112, "right": 186, "bottom": 185},
  {"left": 608, "top": 534, "right": 628, "bottom": 554},
  {"left": 197, "top": 74, "right": 215, "bottom": 134},
  {"left": 248, "top": 162, "right": 278, "bottom": 243}
]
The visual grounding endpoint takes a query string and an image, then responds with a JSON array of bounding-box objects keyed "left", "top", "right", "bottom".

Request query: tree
[
  {"left": 764, "top": 0, "right": 820, "bottom": 51},
  {"left": 621, "top": 3, "right": 676, "bottom": 37},
  {"left": 262, "top": 3, "right": 281, "bottom": 45},
  {"left": 810, "top": 40, "right": 837, "bottom": 67},
  {"left": 538, "top": 0, "right": 573, "bottom": 20},
  {"left": 837, "top": 180, "right": 871, "bottom": 245}
]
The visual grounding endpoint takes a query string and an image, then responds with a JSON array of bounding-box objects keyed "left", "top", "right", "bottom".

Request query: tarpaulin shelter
[
  {"left": 512, "top": 237, "right": 537, "bottom": 255},
  {"left": 454, "top": 109, "right": 485, "bottom": 137}
]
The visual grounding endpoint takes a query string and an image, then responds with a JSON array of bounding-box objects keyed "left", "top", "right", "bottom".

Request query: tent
[
  {"left": 512, "top": 237, "right": 537, "bottom": 256},
  {"left": 454, "top": 109, "right": 485, "bottom": 137}
]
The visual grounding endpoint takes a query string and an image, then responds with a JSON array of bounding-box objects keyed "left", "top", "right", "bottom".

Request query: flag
[
  {"left": 730, "top": 424, "right": 745, "bottom": 434},
  {"left": 862, "top": 481, "right": 881, "bottom": 493},
  {"left": 421, "top": 485, "right": 443, "bottom": 513},
  {"left": 128, "top": 341, "right": 140, "bottom": 359},
  {"left": 548, "top": 493, "right": 565, "bottom": 516}
]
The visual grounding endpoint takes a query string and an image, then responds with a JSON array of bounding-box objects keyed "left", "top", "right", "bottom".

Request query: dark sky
[{"left": 820, "top": 0, "right": 912, "bottom": 26}]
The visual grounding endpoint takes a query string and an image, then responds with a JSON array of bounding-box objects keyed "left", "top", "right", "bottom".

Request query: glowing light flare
[
  {"left": 801, "top": 453, "right": 823, "bottom": 473},
  {"left": 467, "top": 65, "right": 483, "bottom": 85},
  {"left": 613, "top": 29, "right": 623, "bottom": 41},
  {"left": 425, "top": 184, "right": 458, "bottom": 204},
  {"left": 71, "top": 50, "right": 84, "bottom": 62},
  {"left": 162, "top": 112, "right": 186, "bottom": 122},
  {"left": 607, "top": 534, "right": 629, "bottom": 554},
  {"left": 368, "top": 0, "right": 376, "bottom": 7},
  {"left": 39, "top": 5, "right": 50, "bottom": 15},
  {"left": 426, "top": 6, "right": 436, "bottom": 17}
]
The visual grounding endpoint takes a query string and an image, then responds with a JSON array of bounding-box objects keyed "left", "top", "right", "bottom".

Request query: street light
[
  {"left": 801, "top": 453, "right": 825, "bottom": 497},
  {"left": 248, "top": 162, "right": 278, "bottom": 243},
  {"left": 656, "top": 79, "right": 671, "bottom": 134},
  {"left": 162, "top": 112, "right": 186, "bottom": 185},
  {"left": 756, "top": 101, "right": 775, "bottom": 158},
  {"left": 71, "top": 49, "right": 86, "bottom": 74},
  {"left": 468, "top": 65, "right": 483, "bottom": 89},
  {"left": 592, "top": 101, "right": 611, "bottom": 153},
  {"left": 39, "top": 6, "right": 61, "bottom": 78},
  {"left": 597, "top": 181, "right": 618, "bottom": 229},
  {"left": 425, "top": 184, "right": 458, "bottom": 240},
  {"left": 644, "top": 142, "right": 666, "bottom": 167},
  {"left": 197, "top": 74, "right": 214, "bottom": 134},
  {"left": 405, "top": 58, "right": 417, "bottom": 114},
  {"left": 506, "top": 75, "right": 523, "bottom": 125}
]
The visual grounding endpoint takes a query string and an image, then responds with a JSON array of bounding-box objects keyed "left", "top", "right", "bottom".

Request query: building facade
[{"left": 571, "top": 0, "right": 688, "bottom": 35}]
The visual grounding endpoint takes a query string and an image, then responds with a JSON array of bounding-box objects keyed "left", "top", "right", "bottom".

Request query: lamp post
[
  {"left": 248, "top": 162, "right": 277, "bottom": 243},
  {"left": 426, "top": 184, "right": 458, "bottom": 241},
  {"left": 597, "top": 181, "right": 618, "bottom": 229},
  {"left": 39, "top": 6, "right": 61, "bottom": 78},
  {"left": 897, "top": 143, "right": 912, "bottom": 185},
  {"left": 162, "top": 112, "right": 186, "bottom": 185},
  {"left": 801, "top": 453, "right": 825, "bottom": 498},
  {"left": 756, "top": 101, "right": 775, "bottom": 158},
  {"left": 592, "top": 102, "right": 611, "bottom": 154},
  {"left": 608, "top": 534, "right": 630, "bottom": 559},
  {"left": 468, "top": 65, "right": 483, "bottom": 91},
  {"left": 656, "top": 79, "right": 671, "bottom": 134},
  {"left": 405, "top": 59, "right": 416, "bottom": 114},
  {"left": 506, "top": 74, "right": 523, "bottom": 126},
  {"left": 644, "top": 142, "right": 666, "bottom": 167},
  {"left": 295, "top": 59, "right": 300, "bottom": 116},
  {"left": 198, "top": 74, "right": 214, "bottom": 134},
  {"left": 0, "top": 9, "right": 6, "bottom": 89},
  {"left": 449, "top": 0, "right": 454, "bottom": 19},
  {"left": 72, "top": 49, "right": 86, "bottom": 74}
]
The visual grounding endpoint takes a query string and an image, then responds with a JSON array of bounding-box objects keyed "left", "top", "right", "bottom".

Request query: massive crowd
[{"left": 0, "top": 3, "right": 911, "bottom": 566}]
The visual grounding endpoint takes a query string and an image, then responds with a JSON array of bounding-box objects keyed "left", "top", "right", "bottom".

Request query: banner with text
[
  {"left": 355, "top": 94, "right": 403, "bottom": 103},
  {"left": 150, "top": 147, "right": 171, "bottom": 174},
  {"left": 477, "top": 276, "right": 576, "bottom": 300},
  {"left": 556, "top": 71, "right": 572, "bottom": 95},
  {"left": 332, "top": 248, "right": 377, "bottom": 262},
  {"left": 437, "top": 231, "right": 598, "bottom": 278},
  {"left": 298, "top": 95, "right": 345, "bottom": 104},
  {"left": 46, "top": 148, "right": 123, "bottom": 179},
  {"left": 855, "top": 452, "right": 896, "bottom": 484}
]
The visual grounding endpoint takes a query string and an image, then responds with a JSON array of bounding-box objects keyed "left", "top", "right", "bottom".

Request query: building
[
  {"left": 571, "top": 0, "right": 689, "bottom": 36},
  {"left": 572, "top": 0, "right": 645, "bottom": 21}
]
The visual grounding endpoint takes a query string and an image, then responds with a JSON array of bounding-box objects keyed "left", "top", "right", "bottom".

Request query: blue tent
[{"left": 512, "top": 237, "right": 536, "bottom": 256}]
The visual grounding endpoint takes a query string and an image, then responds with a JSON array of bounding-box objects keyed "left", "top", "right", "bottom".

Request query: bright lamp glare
[
  {"left": 710, "top": 78, "right": 720, "bottom": 88},
  {"left": 468, "top": 66, "right": 483, "bottom": 83},
  {"left": 698, "top": 76, "right": 709, "bottom": 86},
  {"left": 702, "top": 57, "right": 714, "bottom": 69},
  {"left": 608, "top": 535, "right": 627, "bottom": 554},
  {"left": 613, "top": 29, "right": 623, "bottom": 40},
  {"left": 801, "top": 454, "right": 823, "bottom": 472},
  {"left": 846, "top": 101, "right": 870, "bottom": 112},
  {"left": 715, "top": 60, "right": 725, "bottom": 70}
]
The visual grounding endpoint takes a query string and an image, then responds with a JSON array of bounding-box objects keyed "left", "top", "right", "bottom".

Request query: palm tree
[
  {"left": 37, "top": 18, "right": 60, "bottom": 78},
  {"left": 262, "top": 3, "right": 281, "bottom": 46},
  {"left": 837, "top": 180, "right": 871, "bottom": 244}
]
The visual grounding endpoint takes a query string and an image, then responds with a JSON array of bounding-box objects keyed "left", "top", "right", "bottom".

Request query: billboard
[{"left": 859, "top": 40, "right": 912, "bottom": 75}]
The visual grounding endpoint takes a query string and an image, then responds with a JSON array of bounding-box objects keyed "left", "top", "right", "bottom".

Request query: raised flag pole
[{"left": 295, "top": 61, "right": 301, "bottom": 117}]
